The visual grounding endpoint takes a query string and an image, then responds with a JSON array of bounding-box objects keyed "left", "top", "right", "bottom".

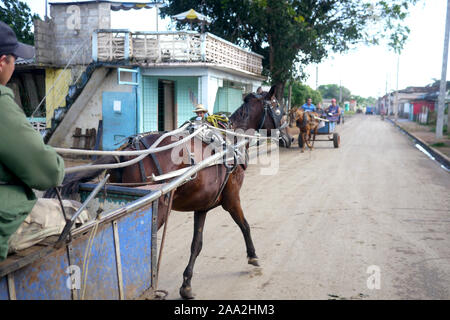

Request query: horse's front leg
[
  {"left": 222, "top": 193, "right": 259, "bottom": 267},
  {"left": 179, "top": 210, "right": 208, "bottom": 299}
]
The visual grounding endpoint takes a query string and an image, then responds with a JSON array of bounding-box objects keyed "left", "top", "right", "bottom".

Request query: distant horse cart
[
  {"left": 0, "top": 86, "right": 285, "bottom": 300},
  {"left": 289, "top": 108, "right": 340, "bottom": 150},
  {"left": 315, "top": 118, "right": 340, "bottom": 148}
]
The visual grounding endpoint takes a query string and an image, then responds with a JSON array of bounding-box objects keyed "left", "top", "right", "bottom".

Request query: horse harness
[
  {"left": 113, "top": 123, "right": 246, "bottom": 207},
  {"left": 258, "top": 99, "right": 285, "bottom": 130},
  {"left": 133, "top": 136, "right": 163, "bottom": 182}
]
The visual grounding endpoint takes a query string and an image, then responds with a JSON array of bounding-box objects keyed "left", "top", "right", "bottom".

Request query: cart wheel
[
  {"left": 279, "top": 132, "right": 292, "bottom": 148},
  {"left": 298, "top": 133, "right": 304, "bottom": 149},
  {"left": 333, "top": 133, "right": 340, "bottom": 148}
]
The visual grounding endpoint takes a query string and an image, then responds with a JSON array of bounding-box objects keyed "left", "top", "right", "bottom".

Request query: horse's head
[
  {"left": 230, "top": 84, "right": 285, "bottom": 134},
  {"left": 288, "top": 107, "right": 300, "bottom": 127}
]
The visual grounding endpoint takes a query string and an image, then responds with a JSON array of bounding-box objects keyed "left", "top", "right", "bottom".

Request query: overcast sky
[{"left": 23, "top": 0, "right": 450, "bottom": 98}]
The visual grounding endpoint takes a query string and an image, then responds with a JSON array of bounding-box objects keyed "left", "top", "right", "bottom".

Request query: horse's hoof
[
  {"left": 248, "top": 257, "right": 260, "bottom": 267},
  {"left": 179, "top": 286, "right": 195, "bottom": 300}
]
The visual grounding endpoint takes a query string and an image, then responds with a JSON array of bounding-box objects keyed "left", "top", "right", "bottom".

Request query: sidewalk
[{"left": 391, "top": 117, "right": 450, "bottom": 160}]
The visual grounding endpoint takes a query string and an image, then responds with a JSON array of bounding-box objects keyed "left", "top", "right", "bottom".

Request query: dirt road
[{"left": 157, "top": 114, "right": 450, "bottom": 300}]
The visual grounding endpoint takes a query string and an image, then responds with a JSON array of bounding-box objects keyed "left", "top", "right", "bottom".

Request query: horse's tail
[{"left": 43, "top": 155, "right": 118, "bottom": 198}]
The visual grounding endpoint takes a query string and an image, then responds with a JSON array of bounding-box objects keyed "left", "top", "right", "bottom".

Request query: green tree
[
  {"left": 161, "top": 0, "right": 418, "bottom": 103},
  {"left": 286, "top": 80, "right": 322, "bottom": 108},
  {"left": 350, "top": 95, "right": 377, "bottom": 108},
  {"left": 318, "top": 84, "right": 351, "bottom": 102},
  {"left": 428, "top": 79, "right": 450, "bottom": 90},
  {"left": 0, "top": 0, "right": 40, "bottom": 45}
]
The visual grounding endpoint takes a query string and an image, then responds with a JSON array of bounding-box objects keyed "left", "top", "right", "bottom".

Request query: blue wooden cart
[
  {"left": 298, "top": 118, "right": 340, "bottom": 149},
  {"left": 0, "top": 183, "right": 161, "bottom": 300}
]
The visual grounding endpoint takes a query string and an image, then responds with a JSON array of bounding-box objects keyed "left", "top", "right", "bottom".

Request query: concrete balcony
[{"left": 92, "top": 30, "right": 263, "bottom": 76}]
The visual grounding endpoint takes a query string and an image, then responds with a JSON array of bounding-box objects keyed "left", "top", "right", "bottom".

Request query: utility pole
[
  {"left": 316, "top": 65, "right": 319, "bottom": 90},
  {"left": 385, "top": 77, "right": 388, "bottom": 116},
  {"left": 437, "top": 0, "right": 450, "bottom": 139},
  {"left": 288, "top": 81, "right": 292, "bottom": 111},
  {"left": 339, "top": 80, "right": 342, "bottom": 105},
  {"left": 155, "top": 5, "right": 159, "bottom": 32},
  {"left": 394, "top": 55, "right": 400, "bottom": 122}
]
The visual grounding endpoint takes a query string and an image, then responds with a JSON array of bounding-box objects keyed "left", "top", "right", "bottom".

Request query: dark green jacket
[{"left": 0, "top": 85, "right": 65, "bottom": 260}]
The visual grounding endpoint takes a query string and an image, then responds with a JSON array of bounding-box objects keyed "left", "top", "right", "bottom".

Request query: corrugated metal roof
[
  {"left": 49, "top": 1, "right": 164, "bottom": 9},
  {"left": 15, "top": 57, "right": 35, "bottom": 65}
]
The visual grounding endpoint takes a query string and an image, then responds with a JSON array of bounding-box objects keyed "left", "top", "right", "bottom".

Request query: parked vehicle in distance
[{"left": 365, "top": 106, "right": 374, "bottom": 115}]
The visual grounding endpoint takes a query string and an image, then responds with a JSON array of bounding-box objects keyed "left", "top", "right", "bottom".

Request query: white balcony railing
[{"left": 92, "top": 30, "right": 263, "bottom": 75}]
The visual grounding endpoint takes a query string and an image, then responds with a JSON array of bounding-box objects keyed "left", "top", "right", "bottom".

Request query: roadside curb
[{"left": 387, "top": 118, "right": 450, "bottom": 170}]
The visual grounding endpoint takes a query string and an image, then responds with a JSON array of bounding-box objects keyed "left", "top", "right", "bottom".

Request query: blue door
[{"left": 102, "top": 92, "right": 137, "bottom": 150}]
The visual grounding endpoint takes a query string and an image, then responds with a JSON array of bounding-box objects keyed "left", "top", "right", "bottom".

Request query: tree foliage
[
  {"left": 318, "top": 83, "right": 377, "bottom": 107},
  {"left": 351, "top": 95, "right": 377, "bottom": 107},
  {"left": 318, "top": 84, "right": 352, "bottom": 102},
  {"left": 428, "top": 79, "right": 450, "bottom": 91},
  {"left": 0, "top": 0, "right": 40, "bottom": 45},
  {"left": 286, "top": 81, "right": 322, "bottom": 108},
  {"left": 161, "top": 0, "right": 418, "bottom": 102}
]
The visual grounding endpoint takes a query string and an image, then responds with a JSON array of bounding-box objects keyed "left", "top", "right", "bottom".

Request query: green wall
[
  {"left": 213, "top": 86, "right": 244, "bottom": 115},
  {"left": 141, "top": 76, "right": 199, "bottom": 132}
]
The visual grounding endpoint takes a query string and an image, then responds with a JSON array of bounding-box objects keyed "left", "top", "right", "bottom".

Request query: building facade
[{"left": 33, "top": 1, "right": 265, "bottom": 149}]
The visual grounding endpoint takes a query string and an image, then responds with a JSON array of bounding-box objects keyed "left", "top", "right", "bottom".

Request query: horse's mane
[
  {"left": 230, "top": 92, "right": 262, "bottom": 123},
  {"left": 244, "top": 92, "right": 258, "bottom": 103}
]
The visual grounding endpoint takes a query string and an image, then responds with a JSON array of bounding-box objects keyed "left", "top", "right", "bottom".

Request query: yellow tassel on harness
[{"left": 206, "top": 114, "right": 229, "bottom": 129}]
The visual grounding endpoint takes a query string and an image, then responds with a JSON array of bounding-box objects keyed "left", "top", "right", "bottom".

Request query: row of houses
[
  {"left": 9, "top": 1, "right": 266, "bottom": 150},
  {"left": 376, "top": 85, "right": 449, "bottom": 124}
]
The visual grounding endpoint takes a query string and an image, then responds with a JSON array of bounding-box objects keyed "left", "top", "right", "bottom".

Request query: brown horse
[
  {"left": 47, "top": 85, "right": 284, "bottom": 299},
  {"left": 288, "top": 108, "right": 321, "bottom": 152}
]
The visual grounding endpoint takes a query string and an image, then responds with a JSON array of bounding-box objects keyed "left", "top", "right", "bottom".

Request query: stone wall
[
  {"left": 34, "top": 18, "right": 54, "bottom": 65},
  {"left": 34, "top": 2, "right": 111, "bottom": 66}
]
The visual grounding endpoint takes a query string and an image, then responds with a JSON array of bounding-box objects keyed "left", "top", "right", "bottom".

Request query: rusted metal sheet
[
  {"left": 116, "top": 206, "right": 152, "bottom": 299},
  {"left": 13, "top": 247, "right": 70, "bottom": 300},
  {"left": 69, "top": 223, "right": 120, "bottom": 300},
  {"left": 0, "top": 276, "right": 8, "bottom": 300},
  {"left": 112, "top": 221, "right": 124, "bottom": 300}
]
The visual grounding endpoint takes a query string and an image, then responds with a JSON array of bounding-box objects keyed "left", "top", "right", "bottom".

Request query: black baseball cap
[{"left": 0, "top": 21, "right": 35, "bottom": 59}]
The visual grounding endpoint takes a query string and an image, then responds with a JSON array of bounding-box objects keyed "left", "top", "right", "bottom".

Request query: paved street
[{"left": 158, "top": 114, "right": 450, "bottom": 300}]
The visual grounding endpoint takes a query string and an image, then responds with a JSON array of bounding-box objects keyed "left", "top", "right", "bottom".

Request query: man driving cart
[{"left": 325, "top": 98, "right": 342, "bottom": 123}]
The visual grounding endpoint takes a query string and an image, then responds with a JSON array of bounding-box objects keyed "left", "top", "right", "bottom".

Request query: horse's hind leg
[
  {"left": 180, "top": 210, "right": 207, "bottom": 299},
  {"left": 302, "top": 132, "right": 307, "bottom": 153},
  {"left": 311, "top": 129, "right": 317, "bottom": 149},
  {"left": 306, "top": 128, "right": 314, "bottom": 150},
  {"left": 222, "top": 196, "right": 259, "bottom": 267}
]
